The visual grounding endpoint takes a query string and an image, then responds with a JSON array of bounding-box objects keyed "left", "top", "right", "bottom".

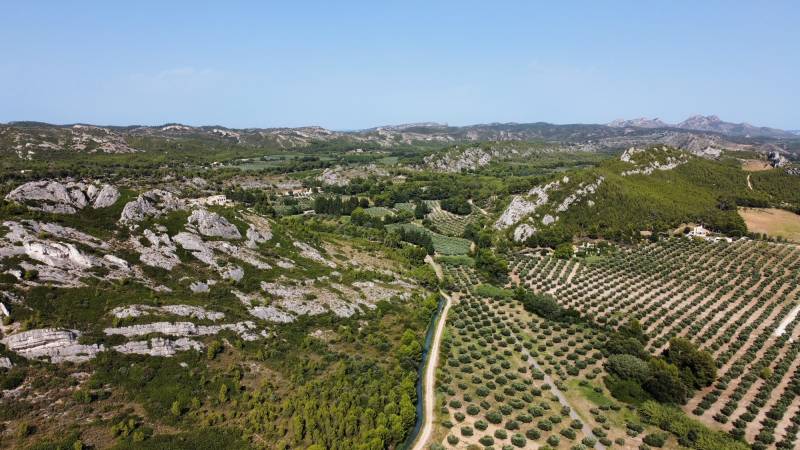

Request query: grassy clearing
[{"left": 739, "top": 207, "right": 800, "bottom": 242}]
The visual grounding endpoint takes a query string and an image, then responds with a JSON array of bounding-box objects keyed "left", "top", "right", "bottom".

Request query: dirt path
[
  {"left": 425, "top": 255, "right": 443, "bottom": 280},
  {"left": 411, "top": 289, "right": 452, "bottom": 450},
  {"left": 412, "top": 257, "right": 451, "bottom": 450},
  {"left": 747, "top": 173, "right": 753, "bottom": 190},
  {"left": 467, "top": 198, "right": 489, "bottom": 216}
]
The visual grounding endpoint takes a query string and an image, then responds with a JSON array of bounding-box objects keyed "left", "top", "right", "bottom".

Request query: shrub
[
  {"left": 487, "top": 411, "right": 503, "bottom": 424},
  {"left": 479, "top": 435, "right": 495, "bottom": 446},
  {"left": 447, "top": 434, "right": 459, "bottom": 445},
  {"left": 561, "top": 428, "right": 577, "bottom": 439},
  {"left": 642, "top": 433, "right": 667, "bottom": 447},
  {"left": 460, "top": 426, "right": 473, "bottom": 437},
  {"left": 511, "top": 434, "right": 526, "bottom": 447},
  {"left": 494, "top": 429, "right": 508, "bottom": 439}
]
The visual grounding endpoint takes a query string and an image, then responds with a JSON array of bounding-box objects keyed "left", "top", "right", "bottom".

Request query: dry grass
[
  {"left": 739, "top": 207, "right": 800, "bottom": 242},
  {"left": 741, "top": 159, "right": 773, "bottom": 172}
]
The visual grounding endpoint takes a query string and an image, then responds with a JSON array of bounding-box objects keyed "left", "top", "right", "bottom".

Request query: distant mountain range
[
  {"left": 608, "top": 115, "right": 795, "bottom": 139},
  {"left": 3, "top": 115, "right": 798, "bottom": 160}
]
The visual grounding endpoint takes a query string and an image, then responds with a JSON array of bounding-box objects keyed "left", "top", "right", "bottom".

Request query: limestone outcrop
[
  {"left": 120, "top": 189, "right": 184, "bottom": 224},
  {"left": 187, "top": 209, "right": 241, "bottom": 239},
  {"left": 2, "top": 329, "right": 104, "bottom": 363},
  {"left": 5, "top": 180, "right": 119, "bottom": 214}
]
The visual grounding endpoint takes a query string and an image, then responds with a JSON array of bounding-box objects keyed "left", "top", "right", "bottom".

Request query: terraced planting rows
[
  {"left": 426, "top": 202, "right": 483, "bottom": 237},
  {"left": 387, "top": 223, "right": 472, "bottom": 255},
  {"left": 431, "top": 265, "right": 671, "bottom": 449},
  {"left": 510, "top": 239, "right": 800, "bottom": 448}
]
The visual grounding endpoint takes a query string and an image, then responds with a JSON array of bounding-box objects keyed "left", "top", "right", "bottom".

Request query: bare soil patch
[{"left": 741, "top": 159, "right": 772, "bottom": 172}]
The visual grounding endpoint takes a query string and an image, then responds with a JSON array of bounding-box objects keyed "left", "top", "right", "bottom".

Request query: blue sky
[{"left": 1, "top": 1, "right": 798, "bottom": 130}]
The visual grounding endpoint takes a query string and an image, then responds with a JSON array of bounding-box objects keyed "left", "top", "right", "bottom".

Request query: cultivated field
[
  {"left": 510, "top": 238, "right": 800, "bottom": 448},
  {"left": 430, "top": 264, "right": 682, "bottom": 449},
  {"left": 425, "top": 201, "right": 484, "bottom": 237},
  {"left": 739, "top": 207, "right": 800, "bottom": 242}
]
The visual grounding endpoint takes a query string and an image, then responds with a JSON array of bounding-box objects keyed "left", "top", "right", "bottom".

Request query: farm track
[{"left": 412, "top": 257, "right": 451, "bottom": 450}]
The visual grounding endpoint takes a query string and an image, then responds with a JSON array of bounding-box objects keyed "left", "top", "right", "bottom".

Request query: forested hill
[{"left": 493, "top": 146, "right": 800, "bottom": 246}]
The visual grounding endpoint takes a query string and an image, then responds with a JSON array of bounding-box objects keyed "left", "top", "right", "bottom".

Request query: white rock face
[
  {"left": 94, "top": 184, "right": 121, "bottom": 208},
  {"left": 104, "top": 321, "right": 259, "bottom": 341},
  {"left": 244, "top": 215, "right": 272, "bottom": 248},
  {"left": 0, "top": 220, "right": 137, "bottom": 288},
  {"left": 4, "top": 220, "right": 108, "bottom": 250},
  {"left": 424, "top": 147, "right": 492, "bottom": 172},
  {"left": 173, "top": 231, "right": 270, "bottom": 274},
  {"left": 113, "top": 337, "right": 203, "bottom": 357},
  {"left": 187, "top": 209, "right": 241, "bottom": 239},
  {"left": 0, "top": 357, "right": 12, "bottom": 369},
  {"left": 248, "top": 306, "right": 295, "bottom": 323},
  {"left": 5, "top": 180, "right": 119, "bottom": 214},
  {"left": 294, "top": 241, "right": 336, "bottom": 268},
  {"left": 110, "top": 304, "right": 224, "bottom": 321},
  {"left": 220, "top": 265, "right": 245, "bottom": 281},
  {"left": 352, "top": 281, "right": 411, "bottom": 304},
  {"left": 187, "top": 194, "right": 229, "bottom": 207},
  {"left": 233, "top": 290, "right": 296, "bottom": 323},
  {"left": 2, "top": 329, "right": 104, "bottom": 363},
  {"left": 620, "top": 147, "right": 642, "bottom": 163},
  {"left": 24, "top": 241, "right": 93, "bottom": 269},
  {"left": 769, "top": 151, "right": 790, "bottom": 168},
  {"left": 173, "top": 231, "right": 214, "bottom": 265},
  {"left": 120, "top": 189, "right": 184, "bottom": 224},
  {"left": 131, "top": 229, "right": 180, "bottom": 270},
  {"left": 621, "top": 148, "right": 688, "bottom": 176},
  {"left": 555, "top": 177, "right": 604, "bottom": 212},
  {"left": 513, "top": 223, "right": 536, "bottom": 242},
  {"left": 494, "top": 180, "right": 560, "bottom": 229},
  {"left": 318, "top": 167, "right": 350, "bottom": 186},
  {"left": 190, "top": 281, "right": 210, "bottom": 293}
]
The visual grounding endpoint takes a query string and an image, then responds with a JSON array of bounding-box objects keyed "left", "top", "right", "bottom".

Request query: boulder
[
  {"left": 768, "top": 151, "right": 789, "bottom": 168},
  {"left": 5, "top": 180, "right": 119, "bottom": 214},
  {"left": 187, "top": 209, "right": 241, "bottom": 239},
  {"left": 120, "top": 189, "right": 184, "bottom": 224},
  {"left": 24, "top": 241, "right": 93, "bottom": 269}
]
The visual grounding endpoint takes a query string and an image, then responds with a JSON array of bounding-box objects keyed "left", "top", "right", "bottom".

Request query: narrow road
[
  {"left": 747, "top": 173, "right": 753, "bottom": 190},
  {"left": 410, "top": 256, "right": 450, "bottom": 450},
  {"left": 411, "top": 290, "right": 452, "bottom": 450}
]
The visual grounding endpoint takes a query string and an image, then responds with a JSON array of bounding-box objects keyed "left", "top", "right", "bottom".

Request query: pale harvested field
[
  {"left": 741, "top": 159, "right": 773, "bottom": 172},
  {"left": 739, "top": 207, "right": 800, "bottom": 242}
]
